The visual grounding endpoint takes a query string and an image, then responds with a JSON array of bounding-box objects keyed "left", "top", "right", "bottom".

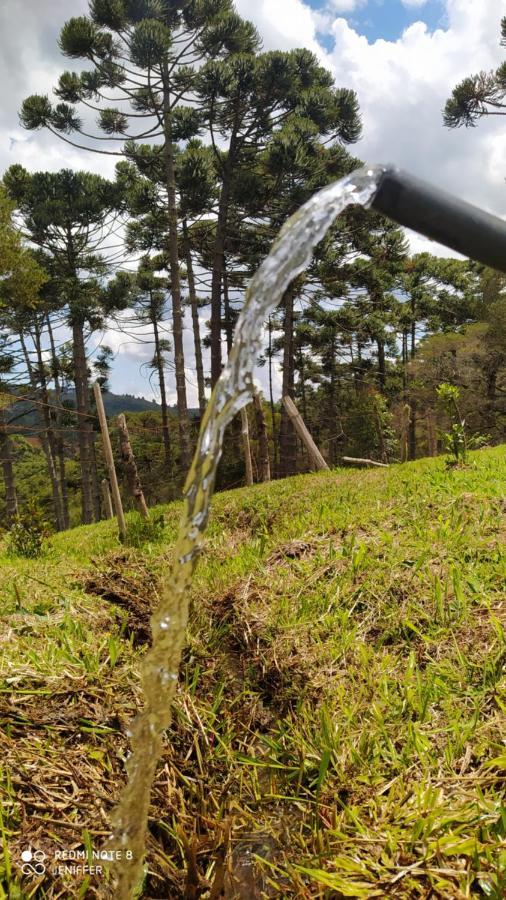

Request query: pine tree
[
  {"left": 19, "top": 0, "right": 258, "bottom": 469},
  {"left": 197, "top": 47, "right": 361, "bottom": 384},
  {"left": 3, "top": 166, "right": 125, "bottom": 524},
  {"left": 444, "top": 17, "right": 506, "bottom": 128}
]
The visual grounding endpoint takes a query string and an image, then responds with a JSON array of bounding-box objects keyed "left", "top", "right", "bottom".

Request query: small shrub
[
  {"left": 436, "top": 383, "right": 488, "bottom": 466},
  {"left": 7, "top": 503, "right": 51, "bottom": 558},
  {"left": 124, "top": 511, "right": 165, "bottom": 548}
]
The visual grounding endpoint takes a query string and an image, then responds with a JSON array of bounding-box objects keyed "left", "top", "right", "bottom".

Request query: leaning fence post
[
  {"left": 93, "top": 382, "right": 127, "bottom": 541},
  {"left": 117, "top": 413, "right": 149, "bottom": 519},
  {"left": 282, "top": 396, "right": 329, "bottom": 472}
]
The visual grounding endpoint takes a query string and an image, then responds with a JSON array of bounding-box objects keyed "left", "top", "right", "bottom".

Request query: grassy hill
[{"left": 0, "top": 448, "right": 504, "bottom": 898}]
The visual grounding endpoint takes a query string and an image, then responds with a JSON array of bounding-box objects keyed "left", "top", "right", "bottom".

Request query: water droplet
[
  {"left": 200, "top": 425, "right": 212, "bottom": 456},
  {"left": 179, "top": 550, "right": 196, "bottom": 565},
  {"left": 159, "top": 669, "right": 178, "bottom": 686}
]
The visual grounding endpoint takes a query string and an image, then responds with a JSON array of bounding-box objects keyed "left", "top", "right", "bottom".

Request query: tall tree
[
  {"left": 0, "top": 337, "right": 19, "bottom": 523},
  {"left": 4, "top": 166, "right": 125, "bottom": 524},
  {"left": 110, "top": 263, "right": 175, "bottom": 473},
  {"left": 197, "top": 48, "right": 362, "bottom": 384},
  {"left": 20, "top": 0, "right": 257, "bottom": 468}
]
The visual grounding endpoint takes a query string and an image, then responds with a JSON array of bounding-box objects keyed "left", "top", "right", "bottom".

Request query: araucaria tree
[
  {"left": 19, "top": 0, "right": 258, "bottom": 469},
  {"left": 197, "top": 47, "right": 362, "bottom": 385},
  {"left": 0, "top": 185, "right": 47, "bottom": 523},
  {"left": 4, "top": 166, "right": 124, "bottom": 525},
  {"left": 444, "top": 16, "right": 506, "bottom": 127}
]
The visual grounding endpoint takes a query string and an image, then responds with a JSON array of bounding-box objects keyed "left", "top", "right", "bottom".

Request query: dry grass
[{"left": 0, "top": 448, "right": 505, "bottom": 898}]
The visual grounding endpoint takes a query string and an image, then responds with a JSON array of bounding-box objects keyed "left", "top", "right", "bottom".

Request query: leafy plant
[
  {"left": 7, "top": 501, "right": 51, "bottom": 558},
  {"left": 124, "top": 511, "right": 165, "bottom": 548},
  {"left": 436, "top": 382, "right": 488, "bottom": 465}
]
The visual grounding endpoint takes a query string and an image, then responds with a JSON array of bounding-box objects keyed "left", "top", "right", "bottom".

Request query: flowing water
[{"left": 105, "top": 164, "right": 385, "bottom": 897}]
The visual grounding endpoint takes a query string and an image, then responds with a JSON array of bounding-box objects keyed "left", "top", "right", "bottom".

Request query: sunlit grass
[{"left": 0, "top": 446, "right": 504, "bottom": 897}]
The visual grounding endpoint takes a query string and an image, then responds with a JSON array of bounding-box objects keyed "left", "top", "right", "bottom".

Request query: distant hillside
[
  {"left": 6, "top": 389, "right": 201, "bottom": 434},
  {"left": 6, "top": 389, "right": 164, "bottom": 433},
  {"left": 95, "top": 391, "right": 164, "bottom": 417}
]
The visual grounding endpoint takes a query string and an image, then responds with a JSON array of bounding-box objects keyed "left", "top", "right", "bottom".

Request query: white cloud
[
  {"left": 328, "top": 0, "right": 361, "bottom": 12},
  {"left": 323, "top": 1, "right": 506, "bottom": 224},
  {"left": 401, "top": 0, "right": 429, "bottom": 8}
]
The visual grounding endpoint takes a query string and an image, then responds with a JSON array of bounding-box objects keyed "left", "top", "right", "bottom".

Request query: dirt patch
[
  {"left": 204, "top": 577, "right": 333, "bottom": 713},
  {"left": 80, "top": 552, "right": 159, "bottom": 646},
  {"left": 267, "top": 539, "right": 316, "bottom": 564}
]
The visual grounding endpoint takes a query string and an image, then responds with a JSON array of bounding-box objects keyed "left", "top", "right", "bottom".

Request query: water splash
[{"left": 106, "top": 164, "right": 384, "bottom": 897}]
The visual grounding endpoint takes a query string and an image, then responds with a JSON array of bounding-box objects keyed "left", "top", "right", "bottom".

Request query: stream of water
[{"left": 105, "top": 164, "right": 385, "bottom": 897}]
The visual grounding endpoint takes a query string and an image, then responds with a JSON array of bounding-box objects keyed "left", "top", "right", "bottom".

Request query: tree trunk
[
  {"left": 118, "top": 414, "right": 149, "bottom": 519},
  {"left": 408, "top": 398, "right": 417, "bottom": 460},
  {"left": 90, "top": 434, "right": 101, "bottom": 523},
  {"left": 72, "top": 320, "right": 96, "bottom": 524},
  {"left": 426, "top": 408, "right": 437, "bottom": 457},
  {"left": 182, "top": 220, "right": 206, "bottom": 417},
  {"left": 152, "top": 313, "right": 172, "bottom": 472},
  {"left": 373, "top": 396, "right": 389, "bottom": 464},
  {"left": 327, "top": 333, "right": 338, "bottom": 467},
  {"left": 0, "top": 406, "right": 18, "bottom": 521},
  {"left": 253, "top": 392, "right": 270, "bottom": 482},
  {"left": 20, "top": 330, "right": 64, "bottom": 531},
  {"left": 268, "top": 316, "right": 278, "bottom": 477},
  {"left": 486, "top": 363, "right": 499, "bottom": 434},
  {"left": 210, "top": 111, "right": 240, "bottom": 387},
  {"left": 223, "top": 261, "right": 233, "bottom": 355},
  {"left": 400, "top": 403, "right": 410, "bottom": 463},
  {"left": 46, "top": 314, "right": 69, "bottom": 529},
  {"left": 101, "top": 478, "right": 114, "bottom": 519},
  {"left": 410, "top": 301, "right": 416, "bottom": 360},
  {"left": 376, "top": 338, "right": 386, "bottom": 393},
  {"left": 32, "top": 325, "right": 66, "bottom": 531},
  {"left": 240, "top": 407, "right": 254, "bottom": 486},
  {"left": 279, "top": 288, "right": 297, "bottom": 477},
  {"left": 402, "top": 330, "right": 408, "bottom": 395},
  {"left": 163, "top": 71, "right": 191, "bottom": 469}
]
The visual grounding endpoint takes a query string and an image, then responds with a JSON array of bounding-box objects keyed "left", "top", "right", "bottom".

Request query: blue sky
[{"left": 308, "top": 0, "right": 447, "bottom": 47}]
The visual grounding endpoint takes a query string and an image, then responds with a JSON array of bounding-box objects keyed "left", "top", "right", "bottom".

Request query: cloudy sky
[{"left": 1, "top": 0, "right": 504, "bottom": 404}]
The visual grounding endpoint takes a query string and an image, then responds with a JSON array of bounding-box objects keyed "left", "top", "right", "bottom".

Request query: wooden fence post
[
  {"left": 93, "top": 382, "right": 127, "bottom": 541},
  {"left": 253, "top": 392, "right": 271, "bottom": 483},
  {"left": 240, "top": 406, "right": 254, "bottom": 486},
  {"left": 400, "top": 403, "right": 411, "bottom": 463},
  {"left": 101, "top": 478, "right": 114, "bottom": 519},
  {"left": 117, "top": 413, "right": 149, "bottom": 519},
  {"left": 342, "top": 457, "right": 389, "bottom": 468},
  {"left": 282, "top": 396, "right": 329, "bottom": 472}
]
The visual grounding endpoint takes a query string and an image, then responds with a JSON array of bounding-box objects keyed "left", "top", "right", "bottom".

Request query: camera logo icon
[{"left": 21, "top": 848, "right": 46, "bottom": 876}]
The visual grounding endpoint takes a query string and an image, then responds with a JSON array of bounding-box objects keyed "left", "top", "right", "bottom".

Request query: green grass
[{"left": 0, "top": 447, "right": 505, "bottom": 898}]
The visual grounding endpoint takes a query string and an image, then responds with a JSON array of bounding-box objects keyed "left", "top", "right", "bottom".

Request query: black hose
[{"left": 370, "top": 166, "right": 506, "bottom": 273}]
